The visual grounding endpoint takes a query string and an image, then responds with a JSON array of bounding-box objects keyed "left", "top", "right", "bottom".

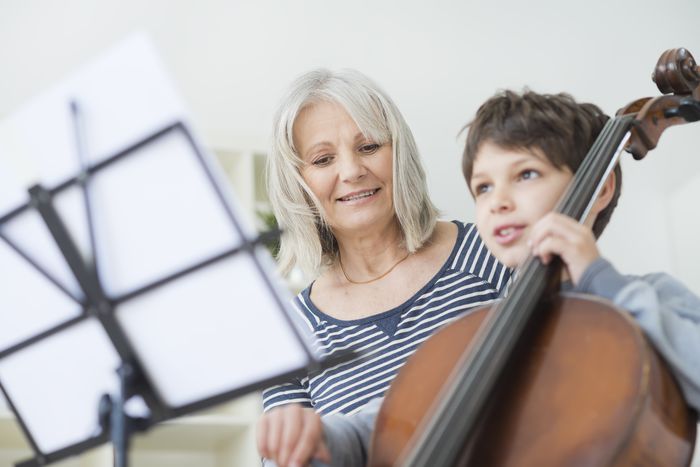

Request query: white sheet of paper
[
  {"left": 0, "top": 239, "right": 82, "bottom": 350},
  {"left": 0, "top": 140, "right": 30, "bottom": 216},
  {"left": 1, "top": 206, "right": 85, "bottom": 301},
  {"left": 116, "top": 250, "right": 309, "bottom": 407},
  {"left": 0, "top": 33, "right": 190, "bottom": 289},
  {"left": 0, "top": 33, "right": 188, "bottom": 197},
  {"left": 90, "top": 128, "right": 242, "bottom": 298},
  {"left": 0, "top": 33, "right": 312, "bottom": 458},
  {"left": 0, "top": 318, "right": 120, "bottom": 454}
]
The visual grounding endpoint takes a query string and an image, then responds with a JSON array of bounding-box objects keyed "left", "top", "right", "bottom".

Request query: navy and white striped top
[{"left": 262, "top": 221, "right": 510, "bottom": 415}]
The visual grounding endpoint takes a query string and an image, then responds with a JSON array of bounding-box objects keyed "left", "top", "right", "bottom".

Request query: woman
[{"left": 257, "top": 69, "right": 509, "bottom": 466}]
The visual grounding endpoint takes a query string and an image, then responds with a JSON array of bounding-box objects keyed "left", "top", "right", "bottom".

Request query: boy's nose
[{"left": 490, "top": 189, "right": 514, "bottom": 213}]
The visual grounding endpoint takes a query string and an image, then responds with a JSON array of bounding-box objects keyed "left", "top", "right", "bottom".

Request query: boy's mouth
[{"left": 493, "top": 225, "right": 525, "bottom": 245}]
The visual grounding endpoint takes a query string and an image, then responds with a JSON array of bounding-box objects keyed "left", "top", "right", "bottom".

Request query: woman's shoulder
[
  {"left": 426, "top": 220, "right": 469, "bottom": 253},
  {"left": 431, "top": 219, "right": 477, "bottom": 268},
  {"left": 439, "top": 219, "right": 511, "bottom": 292},
  {"left": 290, "top": 284, "right": 325, "bottom": 329}
]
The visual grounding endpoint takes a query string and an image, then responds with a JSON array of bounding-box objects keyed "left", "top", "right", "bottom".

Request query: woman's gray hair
[{"left": 267, "top": 68, "right": 438, "bottom": 277}]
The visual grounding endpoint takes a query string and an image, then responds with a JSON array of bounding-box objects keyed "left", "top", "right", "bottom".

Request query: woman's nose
[{"left": 338, "top": 153, "right": 367, "bottom": 182}]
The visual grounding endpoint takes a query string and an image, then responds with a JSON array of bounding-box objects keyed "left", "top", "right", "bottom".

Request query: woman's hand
[
  {"left": 528, "top": 212, "right": 600, "bottom": 285},
  {"left": 257, "top": 404, "right": 332, "bottom": 467}
]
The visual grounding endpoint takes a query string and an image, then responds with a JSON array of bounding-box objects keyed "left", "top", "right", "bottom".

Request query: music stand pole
[
  {"left": 28, "top": 181, "right": 148, "bottom": 467},
  {"left": 97, "top": 362, "right": 148, "bottom": 467}
]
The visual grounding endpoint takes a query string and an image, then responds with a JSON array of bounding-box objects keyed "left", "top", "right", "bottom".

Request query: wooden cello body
[
  {"left": 368, "top": 48, "right": 700, "bottom": 466},
  {"left": 369, "top": 295, "right": 696, "bottom": 466}
]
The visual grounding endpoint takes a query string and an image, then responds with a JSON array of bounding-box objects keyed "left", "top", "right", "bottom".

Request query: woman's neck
[{"left": 334, "top": 219, "right": 407, "bottom": 280}]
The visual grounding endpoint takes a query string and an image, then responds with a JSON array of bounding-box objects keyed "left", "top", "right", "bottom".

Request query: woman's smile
[{"left": 337, "top": 188, "right": 381, "bottom": 205}]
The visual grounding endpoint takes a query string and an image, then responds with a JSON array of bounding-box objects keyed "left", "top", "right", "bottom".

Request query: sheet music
[
  {"left": 0, "top": 238, "right": 81, "bottom": 350},
  {"left": 0, "top": 319, "right": 121, "bottom": 454},
  {"left": 116, "top": 251, "right": 308, "bottom": 407},
  {"left": 0, "top": 33, "right": 313, "bottom": 461},
  {"left": 90, "top": 128, "right": 243, "bottom": 297}
]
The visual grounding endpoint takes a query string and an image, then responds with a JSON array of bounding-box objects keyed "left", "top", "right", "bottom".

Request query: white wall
[{"left": 1, "top": 0, "right": 698, "bottom": 292}]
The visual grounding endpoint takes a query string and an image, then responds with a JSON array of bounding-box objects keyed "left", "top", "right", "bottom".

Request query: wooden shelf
[
  {"left": 0, "top": 408, "right": 250, "bottom": 450},
  {"left": 0, "top": 407, "right": 29, "bottom": 450},
  {"left": 132, "top": 414, "right": 249, "bottom": 451},
  {"left": 0, "top": 396, "right": 261, "bottom": 467}
]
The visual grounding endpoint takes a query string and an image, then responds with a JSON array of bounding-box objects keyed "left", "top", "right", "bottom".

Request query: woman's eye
[
  {"left": 312, "top": 155, "right": 333, "bottom": 166},
  {"left": 359, "top": 143, "right": 381, "bottom": 154}
]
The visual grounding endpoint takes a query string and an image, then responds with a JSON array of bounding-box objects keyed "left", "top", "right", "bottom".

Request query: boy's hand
[
  {"left": 528, "top": 212, "right": 600, "bottom": 285},
  {"left": 257, "top": 404, "right": 332, "bottom": 467}
]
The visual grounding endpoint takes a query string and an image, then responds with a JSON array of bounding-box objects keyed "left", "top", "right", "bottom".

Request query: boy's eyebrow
[
  {"left": 471, "top": 156, "right": 543, "bottom": 180},
  {"left": 470, "top": 172, "right": 487, "bottom": 182}
]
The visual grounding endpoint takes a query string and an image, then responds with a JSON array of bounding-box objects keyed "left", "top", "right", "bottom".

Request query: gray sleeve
[
  {"left": 262, "top": 398, "right": 382, "bottom": 467},
  {"left": 575, "top": 258, "right": 700, "bottom": 412}
]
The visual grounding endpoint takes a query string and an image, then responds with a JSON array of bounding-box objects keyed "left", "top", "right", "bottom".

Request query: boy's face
[{"left": 470, "top": 141, "right": 573, "bottom": 269}]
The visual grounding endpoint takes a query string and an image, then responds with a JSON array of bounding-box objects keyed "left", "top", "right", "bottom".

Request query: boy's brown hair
[{"left": 462, "top": 90, "right": 622, "bottom": 238}]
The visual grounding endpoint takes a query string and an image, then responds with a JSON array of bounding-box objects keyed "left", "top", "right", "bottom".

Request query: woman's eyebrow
[
  {"left": 353, "top": 132, "right": 373, "bottom": 143},
  {"left": 303, "top": 141, "right": 332, "bottom": 158}
]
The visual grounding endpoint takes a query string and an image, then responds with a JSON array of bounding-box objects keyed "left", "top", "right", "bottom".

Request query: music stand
[{"left": 0, "top": 34, "right": 332, "bottom": 467}]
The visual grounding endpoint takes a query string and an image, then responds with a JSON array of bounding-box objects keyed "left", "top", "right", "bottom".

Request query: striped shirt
[{"left": 262, "top": 221, "right": 510, "bottom": 415}]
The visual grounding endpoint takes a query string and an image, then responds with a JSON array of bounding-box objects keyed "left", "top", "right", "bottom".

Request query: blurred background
[{"left": 0, "top": 0, "right": 698, "bottom": 465}]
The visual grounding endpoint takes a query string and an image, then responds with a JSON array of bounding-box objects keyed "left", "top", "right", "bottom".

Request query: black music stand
[{"left": 0, "top": 35, "right": 334, "bottom": 467}]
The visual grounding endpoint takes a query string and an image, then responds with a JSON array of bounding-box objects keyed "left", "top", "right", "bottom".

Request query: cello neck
[{"left": 556, "top": 114, "right": 633, "bottom": 222}]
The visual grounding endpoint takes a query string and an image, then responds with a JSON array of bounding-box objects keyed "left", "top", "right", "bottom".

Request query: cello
[{"left": 369, "top": 48, "right": 700, "bottom": 466}]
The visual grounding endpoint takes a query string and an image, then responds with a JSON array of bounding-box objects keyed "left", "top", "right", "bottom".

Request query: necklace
[{"left": 339, "top": 251, "right": 411, "bottom": 285}]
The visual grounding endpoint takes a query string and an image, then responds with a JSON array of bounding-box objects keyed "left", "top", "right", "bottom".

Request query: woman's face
[{"left": 293, "top": 100, "right": 395, "bottom": 238}]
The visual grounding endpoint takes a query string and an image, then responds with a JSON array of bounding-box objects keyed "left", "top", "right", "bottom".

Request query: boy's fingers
[
  {"left": 530, "top": 213, "right": 579, "bottom": 246},
  {"left": 535, "top": 236, "right": 564, "bottom": 263},
  {"left": 535, "top": 233, "right": 597, "bottom": 284},
  {"left": 531, "top": 216, "right": 595, "bottom": 266}
]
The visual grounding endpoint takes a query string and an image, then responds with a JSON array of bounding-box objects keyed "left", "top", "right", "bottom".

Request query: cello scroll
[{"left": 619, "top": 47, "right": 700, "bottom": 159}]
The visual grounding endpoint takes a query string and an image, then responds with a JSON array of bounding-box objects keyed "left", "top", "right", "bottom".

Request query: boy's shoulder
[
  {"left": 578, "top": 258, "right": 699, "bottom": 309},
  {"left": 627, "top": 271, "right": 700, "bottom": 307}
]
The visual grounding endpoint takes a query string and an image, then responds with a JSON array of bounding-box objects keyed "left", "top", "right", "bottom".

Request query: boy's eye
[
  {"left": 473, "top": 183, "right": 492, "bottom": 195},
  {"left": 359, "top": 143, "right": 381, "bottom": 154},
  {"left": 519, "top": 169, "right": 540, "bottom": 180}
]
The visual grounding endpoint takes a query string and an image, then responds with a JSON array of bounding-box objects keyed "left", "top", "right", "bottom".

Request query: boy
[
  {"left": 261, "top": 90, "right": 700, "bottom": 467},
  {"left": 462, "top": 90, "right": 700, "bottom": 418}
]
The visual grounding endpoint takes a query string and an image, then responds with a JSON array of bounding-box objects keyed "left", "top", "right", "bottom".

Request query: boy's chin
[
  {"left": 496, "top": 252, "right": 526, "bottom": 270},
  {"left": 484, "top": 241, "right": 525, "bottom": 269}
]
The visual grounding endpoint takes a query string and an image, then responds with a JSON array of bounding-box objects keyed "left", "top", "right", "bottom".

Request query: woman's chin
[{"left": 339, "top": 212, "right": 393, "bottom": 230}]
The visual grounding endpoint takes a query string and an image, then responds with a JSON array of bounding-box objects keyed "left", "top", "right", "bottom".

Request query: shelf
[
  {"left": 0, "top": 407, "right": 28, "bottom": 450},
  {"left": 0, "top": 407, "right": 251, "bottom": 452},
  {"left": 132, "top": 414, "right": 249, "bottom": 451}
]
